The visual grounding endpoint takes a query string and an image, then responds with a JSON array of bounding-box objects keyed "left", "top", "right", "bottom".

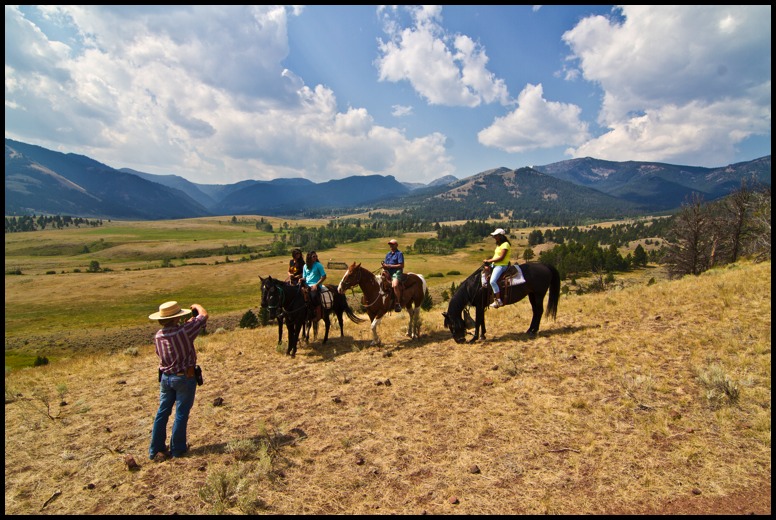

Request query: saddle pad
[{"left": 320, "top": 285, "right": 334, "bottom": 309}]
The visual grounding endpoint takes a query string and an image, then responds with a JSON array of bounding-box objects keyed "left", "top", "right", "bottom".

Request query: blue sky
[{"left": 5, "top": 5, "right": 771, "bottom": 185}]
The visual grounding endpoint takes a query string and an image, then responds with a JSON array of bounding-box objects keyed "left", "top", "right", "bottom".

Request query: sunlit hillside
[{"left": 4, "top": 260, "right": 770, "bottom": 515}]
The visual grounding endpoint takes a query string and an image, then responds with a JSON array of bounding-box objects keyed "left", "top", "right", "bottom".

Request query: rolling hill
[{"left": 5, "top": 138, "right": 770, "bottom": 222}]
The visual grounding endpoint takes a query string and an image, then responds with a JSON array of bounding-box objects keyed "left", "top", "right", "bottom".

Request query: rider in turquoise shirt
[{"left": 302, "top": 250, "right": 327, "bottom": 307}]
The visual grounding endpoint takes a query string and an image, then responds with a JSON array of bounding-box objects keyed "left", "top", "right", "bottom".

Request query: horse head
[
  {"left": 442, "top": 310, "right": 467, "bottom": 344},
  {"left": 259, "top": 275, "right": 282, "bottom": 320},
  {"left": 337, "top": 262, "right": 362, "bottom": 294}
]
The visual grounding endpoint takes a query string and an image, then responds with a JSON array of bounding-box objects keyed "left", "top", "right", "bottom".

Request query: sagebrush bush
[{"left": 240, "top": 310, "right": 259, "bottom": 329}]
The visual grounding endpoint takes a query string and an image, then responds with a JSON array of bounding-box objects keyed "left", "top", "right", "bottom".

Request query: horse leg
[
  {"left": 411, "top": 307, "right": 421, "bottom": 339},
  {"left": 336, "top": 309, "right": 344, "bottom": 337},
  {"left": 286, "top": 322, "right": 294, "bottom": 356},
  {"left": 526, "top": 293, "right": 544, "bottom": 337},
  {"left": 277, "top": 316, "right": 284, "bottom": 348},
  {"left": 370, "top": 316, "right": 382, "bottom": 346},
  {"left": 322, "top": 311, "right": 331, "bottom": 344},
  {"left": 470, "top": 303, "right": 486, "bottom": 343}
]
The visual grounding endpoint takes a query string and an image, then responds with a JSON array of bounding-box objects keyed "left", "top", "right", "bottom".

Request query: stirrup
[{"left": 489, "top": 299, "right": 502, "bottom": 309}]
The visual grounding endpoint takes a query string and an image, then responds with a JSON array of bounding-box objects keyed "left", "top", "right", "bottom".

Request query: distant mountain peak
[{"left": 5, "top": 138, "right": 770, "bottom": 221}]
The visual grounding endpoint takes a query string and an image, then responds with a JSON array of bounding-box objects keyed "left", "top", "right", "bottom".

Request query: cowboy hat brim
[{"left": 148, "top": 307, "right": 192, "bottom": 320}]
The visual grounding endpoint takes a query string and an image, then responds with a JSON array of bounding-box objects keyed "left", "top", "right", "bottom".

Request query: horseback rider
[
  {"left": 302, "top": 250, "right": 327, "bottom": 311},
  {"left": 482, "top": 228, "right": 524, "bottom": 309},
  {"left": 382, "top": 239, "right": 404, "bottom": 313},
  {"left": 287, "top": 248, "right": 304, "bottom": 285}
]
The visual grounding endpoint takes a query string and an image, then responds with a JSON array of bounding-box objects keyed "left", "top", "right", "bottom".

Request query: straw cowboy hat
[{"left": 148, "top": 301, "right": 192, "bottom": 320}]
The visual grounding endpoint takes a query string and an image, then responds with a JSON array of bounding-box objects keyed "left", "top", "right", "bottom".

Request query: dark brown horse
[
  {"left": 337, "top": 262, "right": 427, "bottom": 345},
  {"left": 442, "top": 262, "right": 560, "bottom": 343}
]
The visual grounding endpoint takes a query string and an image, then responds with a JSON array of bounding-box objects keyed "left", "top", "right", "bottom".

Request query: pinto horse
[
  {"left": 337, "top": 262, "right": 427, "bottom": 346},
  {"left": 442, "top": 262, "right": 560, "bottom": 343},
  {"left": 260, "top": 275, "right": 329, "bottom": 357}
]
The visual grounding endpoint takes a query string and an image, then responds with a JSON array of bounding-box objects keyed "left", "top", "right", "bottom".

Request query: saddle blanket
[{"left": 320, "top": 285, "right": 334, "bottom": 309}]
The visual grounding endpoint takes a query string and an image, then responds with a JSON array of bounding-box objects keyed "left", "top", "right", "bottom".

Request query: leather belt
[{"left": 164, "top": 366, "right": 195, "bottom": 377}]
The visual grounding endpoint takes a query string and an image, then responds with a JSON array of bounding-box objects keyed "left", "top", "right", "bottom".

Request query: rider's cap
[
  {"left": 388, "top": 239, "right": 398, "bottom": 245},
  {"left": 490, "top": 228, "right": 506, "bottom": 236}
]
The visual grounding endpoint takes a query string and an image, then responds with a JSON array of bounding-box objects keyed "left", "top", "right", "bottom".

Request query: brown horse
[{"left": 337, "top": 262, "right": 427, "bottom": 345}]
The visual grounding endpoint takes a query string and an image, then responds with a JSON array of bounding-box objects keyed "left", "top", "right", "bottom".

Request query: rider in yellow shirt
[{"left": 482, "top": 228, "right": 523, "bottom": 308}]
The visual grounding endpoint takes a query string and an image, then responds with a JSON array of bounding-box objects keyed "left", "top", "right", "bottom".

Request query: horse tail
[
  {"left": 545, "top": 263, "right": 560, "bottom": 320},
  {"left": 342, "top": 297, "right": 367, "bottom": 323}
]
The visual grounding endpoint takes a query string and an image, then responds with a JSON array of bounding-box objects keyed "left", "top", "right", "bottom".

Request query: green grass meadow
[{"left": 5, "top": 217, "right": 496, "bottom": 362}]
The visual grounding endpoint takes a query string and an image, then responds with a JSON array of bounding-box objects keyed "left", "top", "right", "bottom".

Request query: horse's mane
[{"left": 449, "top": 266, "right": 483, "bottom": 311}]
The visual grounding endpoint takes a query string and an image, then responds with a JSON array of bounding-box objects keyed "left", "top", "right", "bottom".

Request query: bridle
[
  {"left": 263, "top": 280, "right": 307, "bottom": 319},
  {"left": 449, "top": 269, "right": 482, "bottom": 339},
  {"left": 262, "top": 281, "right": 283, "bottom": 313},
  {"left": 341, "top": 265, "right": 384, "bottom": 309}
]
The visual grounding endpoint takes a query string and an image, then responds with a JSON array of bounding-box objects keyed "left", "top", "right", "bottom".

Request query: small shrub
[
  {"left": 426, "top": 272, "right": 444, "bottom": 278},
  {"left": 421, "top": 288, "right": 433, "bottom": 311},
  {"left": 696, "top": 364, "right": 740, "bottom": 409},
  {"left": 446, "top": 270, "right": 461, "bottom": 275},
  {"left": 501, "top": 351, "right": 523, "bottom": 377},
  {"left": 239, "top": 310, "right": 259, "bottom": 329},
  {"left": 225, "top": 439, "right": 259, "bottom": 461},
  {"left": 198, "top": 467, "right": 242, "bottom": 513},
  {"left": 258, "top": 306, "right": 270, "bottom": 327},
  {"left": 34, "top": 356, "right": 49, "bottom": 367},
  {"left": 46, "top": 271, "right": 56, "bottom": 275}
]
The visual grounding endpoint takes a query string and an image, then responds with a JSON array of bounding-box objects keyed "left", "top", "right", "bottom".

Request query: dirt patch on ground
[
  {"left": 5, "top": 311, "right": 245, "bottom": 356},
  {"left": 612, "top": 481, "right": 770, "bottom": 515}
]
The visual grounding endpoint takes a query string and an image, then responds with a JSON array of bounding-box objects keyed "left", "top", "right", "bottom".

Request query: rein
[
  {"left": 264, "top": 283, "right": 284, "bottom": 311},
  {"left": 266, "top": 282, "right": 306, "bottom": 319},
  {"left": 456, "top": 268, "right": 484, "bottom": 337},
  {"left": 343, "top": 266, "right": 385, "bottom": 309}
]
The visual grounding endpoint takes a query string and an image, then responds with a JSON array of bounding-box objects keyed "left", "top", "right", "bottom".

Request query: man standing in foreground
[{"left": 148, "top": 300, "right": 208, "bottom": 461}]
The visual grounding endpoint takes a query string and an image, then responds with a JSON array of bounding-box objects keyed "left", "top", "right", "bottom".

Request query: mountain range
[{"left": 5, "top": 138, "right": 771, "bottom": 223}]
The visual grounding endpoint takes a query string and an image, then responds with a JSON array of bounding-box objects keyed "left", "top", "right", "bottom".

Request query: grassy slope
[{"left": 4, "top": 260, "right": 770, "bottom": 514}]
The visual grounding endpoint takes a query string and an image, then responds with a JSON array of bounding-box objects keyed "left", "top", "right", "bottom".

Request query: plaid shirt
[{"left": 154, "top": 314, "right": 207, "bottom": 374}]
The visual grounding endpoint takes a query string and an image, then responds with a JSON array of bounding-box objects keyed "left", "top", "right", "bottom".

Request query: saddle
[
  {"left": 483, "top": 263, "right": 521, "bottom": 290},
  {"left": 300, "top": 285, "right": 332, "bottom": 317},
  {"left": 498, "top": 264, "right": 520, "bottom": 289},
  {"left": 381, "top": 271, "right": 418, "bottom": 307}
]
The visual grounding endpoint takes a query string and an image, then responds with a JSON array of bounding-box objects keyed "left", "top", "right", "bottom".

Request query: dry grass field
[{"left": 5, "top": 229, "right": 771, "bottom": 515}]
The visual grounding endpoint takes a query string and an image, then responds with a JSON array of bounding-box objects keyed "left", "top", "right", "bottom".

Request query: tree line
[
  {"left": 5, "top": 215, "right": 105, "bottom": 233},
  {"left": 661, "top": 179, "right": 770, "bottom": 277}
]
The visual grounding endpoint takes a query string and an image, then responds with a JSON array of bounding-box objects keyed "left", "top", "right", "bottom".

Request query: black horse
[
  {"left": 442, "top": 262, "right": 560, "bottom": 343},
  {"left": 260, "top": 276, "right": 365, "bottom": 357},
  {"left": 260, "top": 276, "right": 318, "bottom": 357},
  {"left": 303, "top": 284, "right": 366, "bottom": 343}
]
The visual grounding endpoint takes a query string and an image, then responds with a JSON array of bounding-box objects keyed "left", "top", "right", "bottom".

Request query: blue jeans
[
  {"left": 149, "top": 373, "right": 197, "bottom": 459},
  {"left": 490, "top": 265, "right": 507, "bottom": 297}
]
